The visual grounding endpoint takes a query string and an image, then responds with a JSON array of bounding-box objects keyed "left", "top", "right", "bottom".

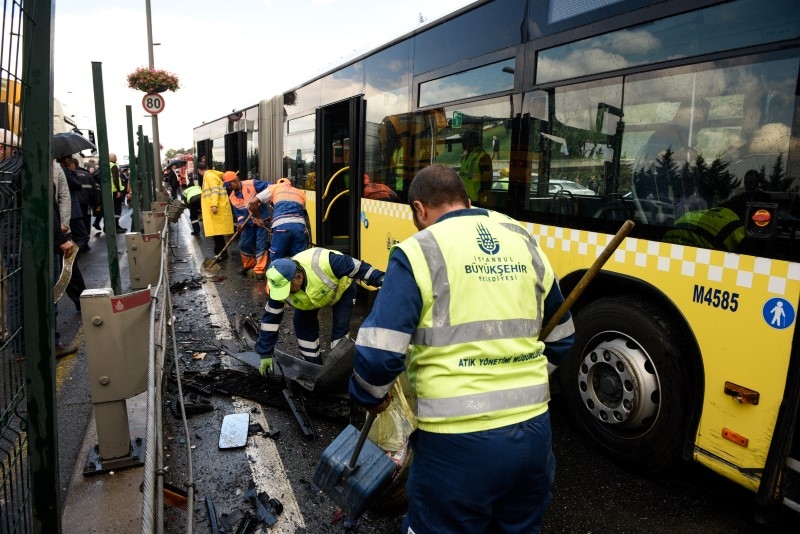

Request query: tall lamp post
[{"left": 145, "top": 0, "right": 162, "bottom": 179}]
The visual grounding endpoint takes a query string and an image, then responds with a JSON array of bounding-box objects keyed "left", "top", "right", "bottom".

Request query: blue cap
[{"left": 266, "top": 258, "right": 297, "bottom": 301}]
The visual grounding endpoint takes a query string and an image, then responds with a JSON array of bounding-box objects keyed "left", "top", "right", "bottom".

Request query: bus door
[
  {"left": 224, "top": 130, "right": 247, "bottom": 176},
  {"left": 314, "top": 96, "right": 364, "bottom": 257}
]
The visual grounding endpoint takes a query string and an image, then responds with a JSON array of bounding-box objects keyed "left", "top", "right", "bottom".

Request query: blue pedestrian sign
[{"left": 762, "top": 297, "right": 795, "bottom": 330}]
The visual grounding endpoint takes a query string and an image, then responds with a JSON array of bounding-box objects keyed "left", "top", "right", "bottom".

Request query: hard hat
[{"left": 223, "top": 171, "right": 239, "bottom": 183}]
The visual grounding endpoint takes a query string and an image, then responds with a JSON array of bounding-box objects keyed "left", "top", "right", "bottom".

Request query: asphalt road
[{"left": 59, "top": 209, "right": 798, "bottom": 533}]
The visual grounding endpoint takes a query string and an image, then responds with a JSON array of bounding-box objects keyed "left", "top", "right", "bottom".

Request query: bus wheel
[{"left": 559, "top": 295, "right": 691, "bottom": 473}]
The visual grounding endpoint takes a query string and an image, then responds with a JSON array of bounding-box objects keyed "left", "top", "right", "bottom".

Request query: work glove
[
  {"left": 259, "top": 353, "right": 274, "bottom": 377},
  {"left": 374, "top": 274, "right": 384, "bottom": 287}
]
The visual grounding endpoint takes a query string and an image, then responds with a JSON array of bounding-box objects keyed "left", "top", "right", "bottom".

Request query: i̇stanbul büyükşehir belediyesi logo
[{"left": 476, "top": 223, "right": 500, "bottom": 255}]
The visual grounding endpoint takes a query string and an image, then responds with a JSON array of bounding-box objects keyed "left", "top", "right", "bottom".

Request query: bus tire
[{"left": 559, "top": 295, "right": 691, "bottom": 473}]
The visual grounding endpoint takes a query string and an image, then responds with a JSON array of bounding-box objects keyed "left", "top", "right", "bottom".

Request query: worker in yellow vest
[
  {"left": 350, "top": 164, "right": 575, "bottom": 532},
  {"left": 458, "top": 130, "right": 493, "bottom": 204},
  {"left": 182, "top": 184, "right": 202, "bottom": 236}
]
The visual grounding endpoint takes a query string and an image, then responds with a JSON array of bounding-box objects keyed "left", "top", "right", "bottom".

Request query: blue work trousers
[
  {"left": 403, "top": 410, "right": 555, "bottom": 534},
  {"left": 238, "top": 223, "right": 269, "bottom": 274},
  {"left": 255, "top": 282, "right": 355, "bottom": 360},
  {"left": 268, "top": 222, "right": 308, "bottom": 261}
]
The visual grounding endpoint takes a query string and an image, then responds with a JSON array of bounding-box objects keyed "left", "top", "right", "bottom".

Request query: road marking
[{"left": 176, "top": 219, "right": 306, "bottom": 531}]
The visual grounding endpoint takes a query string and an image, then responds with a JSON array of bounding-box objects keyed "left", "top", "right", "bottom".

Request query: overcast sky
[{"left": 54, "top": 0, "right": 474, "bottom": 164}]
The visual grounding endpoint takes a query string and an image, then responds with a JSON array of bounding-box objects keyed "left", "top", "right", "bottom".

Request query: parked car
[{"left": 549, "top": 179, "right": 597, "bottom": 196}]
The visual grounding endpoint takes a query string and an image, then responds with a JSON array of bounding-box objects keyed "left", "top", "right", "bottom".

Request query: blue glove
[{"left": 259, "top": 353, "right": 273, "bottom": 377}]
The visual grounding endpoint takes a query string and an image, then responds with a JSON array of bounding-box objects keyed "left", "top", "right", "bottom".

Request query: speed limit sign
[{"left": 142, "top": 93, "right": 165, "bottom": 115}]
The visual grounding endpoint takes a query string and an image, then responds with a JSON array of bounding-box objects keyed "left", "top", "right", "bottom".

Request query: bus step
[{"left": 783, "top": 457, "right": 800, "bottom": 514}]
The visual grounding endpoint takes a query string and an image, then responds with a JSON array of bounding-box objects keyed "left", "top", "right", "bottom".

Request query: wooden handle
[{"left": 540, "top": 219, "right": 635, "bottom": 340}]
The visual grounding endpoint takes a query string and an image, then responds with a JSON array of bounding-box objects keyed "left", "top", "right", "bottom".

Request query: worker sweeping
[
  {"left": 255, "top": 248, "right": 385, "bottom": 376},
  {"left": 249, "top": 178, "right": 309, "bottom": 262},
  {"left": 349, "top": 165, "right": 575, "bottom": 533},
  {"left": 224, "top": 171, "right": 271, "bottom": 278}
]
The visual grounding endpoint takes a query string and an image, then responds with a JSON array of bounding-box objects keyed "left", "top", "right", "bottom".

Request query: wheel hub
[{"left": 577, "top": 336, "right": 659, "bottom": 428}]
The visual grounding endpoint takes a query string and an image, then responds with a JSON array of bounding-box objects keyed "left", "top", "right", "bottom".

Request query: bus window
[{"left": 427, "top": 98, "right": 513, "bottom": 209}]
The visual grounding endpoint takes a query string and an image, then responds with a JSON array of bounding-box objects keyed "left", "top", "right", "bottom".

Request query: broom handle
[
  {"left": 348, "top": 412, "right": 377, "bottom": 470},
  {"left": 214, "top": 212, "right": 252, "bottom": 259},
  {"left": 539, "top": 219, "right": 635, "bottom": 341}
]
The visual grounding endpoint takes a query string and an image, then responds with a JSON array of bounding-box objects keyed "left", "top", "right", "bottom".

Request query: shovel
[
  {"left": 201, "top": 212, "right": 252, "bottom": 274},
  {"left": 312, "top": 412, "right": 396, "bottom": 518}
]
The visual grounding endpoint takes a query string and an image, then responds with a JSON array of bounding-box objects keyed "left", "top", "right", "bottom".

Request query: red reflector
[
  {"left": 722, "top": 428, "right": 748, "bottom": 447},
  {"left": 751, "top": 209, "right": 771, "bottom": 227}
]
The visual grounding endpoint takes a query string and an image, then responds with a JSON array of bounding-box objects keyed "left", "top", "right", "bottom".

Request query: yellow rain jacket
[{"left": 200, "top": 170, "right": 234, "bottom": 237}]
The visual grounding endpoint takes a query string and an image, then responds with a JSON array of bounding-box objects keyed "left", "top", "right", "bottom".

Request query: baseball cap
[
  {"left": 266, "top": 258, "right": 297, "bottom": 301},
  {"left": 223, "top": 171, "right": 239, "bottom": 183}
]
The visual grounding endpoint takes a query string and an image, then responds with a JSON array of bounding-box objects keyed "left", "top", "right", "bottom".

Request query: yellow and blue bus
[{"left": 194, "top": 0, "right": 800, "bottom": 516}]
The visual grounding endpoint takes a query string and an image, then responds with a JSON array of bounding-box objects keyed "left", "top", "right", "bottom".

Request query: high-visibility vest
[
  {"left": 395, "top": 213, "right": 554, "bottom": 433},
  {"left": 459, "top": 148, "right": 489, "bottom": 202},
  {"left": 270, "top": 182, "right": 306, "bottom": 207},
  {"left": 183, "top": 185, "right": 202, "bottom": 203},
  {"left": 364, "top": 181, "right": 394, "bottom": 200},
  {"left": 392, "top": 146, "right": 405, "bottom": 191},
  {"left": 285, "top": 248, "right": 352, "bottom": 310},
  {"left": 664, "top": 206, "right": 744, "bottom": 252},
  {"left": 110, "top": 161, "right": 123, "bottom": 192}
]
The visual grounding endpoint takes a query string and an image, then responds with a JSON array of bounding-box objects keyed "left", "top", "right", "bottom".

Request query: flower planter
[{"left": 127, "top": 68, "right": 180, "bottom": 93}]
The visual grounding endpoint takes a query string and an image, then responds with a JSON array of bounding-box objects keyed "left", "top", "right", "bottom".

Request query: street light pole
[{"left": 145, "top": 0, "right": 162, "bottom": 184}]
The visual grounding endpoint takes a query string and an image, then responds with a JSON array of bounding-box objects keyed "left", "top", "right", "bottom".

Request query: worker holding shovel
[
  {"left": 349, "top": 165, "right": 576, "bottom": 533},
  {"left": 224, "top": 171, "right": 271, "bottom": 278}
]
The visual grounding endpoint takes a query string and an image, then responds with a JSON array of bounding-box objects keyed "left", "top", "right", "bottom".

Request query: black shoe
[
  {"left": 92, "top": 222, "right": 101, "bottom": 230},
  {"left": 115, "top": 226, "right": 128, "bottom": 233},
  {"left": 217, "top": 253, "right": 229, "bottom": 261}
]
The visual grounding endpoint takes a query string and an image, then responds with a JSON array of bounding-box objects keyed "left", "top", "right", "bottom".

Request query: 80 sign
[{"left": 142, "top": 93, "right": 165, "bottom": 115}]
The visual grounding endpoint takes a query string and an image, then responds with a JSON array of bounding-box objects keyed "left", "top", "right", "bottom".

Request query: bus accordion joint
[{"left": 724, "top": 381, "right": 760, "bottom": 405}]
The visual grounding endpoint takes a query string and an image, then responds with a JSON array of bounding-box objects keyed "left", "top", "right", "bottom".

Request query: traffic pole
[
  {"left": 126, "top": 106, "right": 141, "bottom": 232},
  {"left": 91, "top": 61, "right": 122, "bottom": 295}
]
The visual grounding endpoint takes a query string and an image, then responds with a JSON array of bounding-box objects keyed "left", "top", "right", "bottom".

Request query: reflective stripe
[
  {"left": 264, "top": 302, "right": 284, "bottom": 314},
  {"left": 416, "top": 230, "right": 451, "bottom": 323},
  {"left": 416, "top": 383, "right": 550, "bottom": 419},
  {"left": 348, "top": 259, "right": 362, "bottom": 278},
  {"left": 411, "top": 318, "right": 539, "bottom": 346},
  {"left": 353, "top": 370, "right": 394, "bottom": 399},
  {"left": 297, "top": 338, "right": 319, "bottom": 350},
  {"left": 497, "top": 221, "right": 531, "bottom": 242},
  {"left": 260, "top": 323, "right": 280, "bottom": 332},
  {"left": 544, "top": 318, "right": 575, "bottom": 343},
  {"left": 310, "top": 248, "right": 338, "bottom": 292},
  {"left": 272, "top": 216, "right": 306, "bottom": 227},
  {"left": 357, "top": 326, "right": 412, "bottom": 355},
  {"left": 300, "top": 347, "right": 320, "bottom": 358},
  {"left": 362, "top": 266, "right": 378, "bottom": 280}
]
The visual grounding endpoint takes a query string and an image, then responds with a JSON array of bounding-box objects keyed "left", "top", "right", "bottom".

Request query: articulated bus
[{"left": 194, "top": 0, "right": 800, "bottom": 516}]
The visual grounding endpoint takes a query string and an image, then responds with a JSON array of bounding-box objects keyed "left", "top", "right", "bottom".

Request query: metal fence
[{"left": 1, "top": 0, "right": 33, "bottom": 531}]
